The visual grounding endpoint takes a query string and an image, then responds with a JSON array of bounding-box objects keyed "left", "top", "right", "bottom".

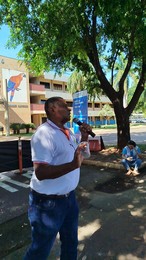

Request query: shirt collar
[
  {"left": 47, "top": 119, "right": 61, "bottom": 130},
  {"left": 47, "top": 119, "right": 70, "bottom": 140}
]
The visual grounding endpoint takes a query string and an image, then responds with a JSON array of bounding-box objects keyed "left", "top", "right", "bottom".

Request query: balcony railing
[
  {"left": 30, "top": 103, "right": 44, "bottom": 112},
  {"left": 30, "top": 83, "right": 45, "bottom": 92}
]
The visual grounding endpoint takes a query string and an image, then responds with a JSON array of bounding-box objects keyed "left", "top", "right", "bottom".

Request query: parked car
[
  {"left": 129, "top": 119, "right": 137, "bottom": 123},
  {"left": 129, "top": 118, "right": 146, "bottom": 123},
  {"left": 135, "top": 119, "right": 146, "bottom": 123}
]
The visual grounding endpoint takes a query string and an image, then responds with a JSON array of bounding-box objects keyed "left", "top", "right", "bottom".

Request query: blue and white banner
[{"left": 73, "top": 90, "right": 88, "bottom": 135}]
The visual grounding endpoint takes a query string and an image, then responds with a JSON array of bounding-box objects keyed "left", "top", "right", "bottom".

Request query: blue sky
[
  {"left": 0, "top": 24, "right": 71, "bottom": 78},
  {"left": 0, "top": 25, "right": 21, "bottom": 59}
]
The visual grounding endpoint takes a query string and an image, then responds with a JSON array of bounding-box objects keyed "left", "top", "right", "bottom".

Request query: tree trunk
[
  {"left": 98, "top": 92, "right": 132, "bottom": 149},
  {"left": 26, "top": 128, "right": 29, "bottom": 134},
  {"left": 116, "top": 116, "right": 130, "bottom": 150},
  {"left": 102, "top": 95, "right": 131, "bottom": 149}
]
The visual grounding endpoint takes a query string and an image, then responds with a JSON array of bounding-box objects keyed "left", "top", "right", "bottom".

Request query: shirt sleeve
[
  {"left": 31, "top": 131, "right": 54, "bottom": 164},
  {"left": 136, "top": 146, "right": 141, "bottom": 153},
  {"left": 122, "top": 147, "right": 127, "bottom": 155}
]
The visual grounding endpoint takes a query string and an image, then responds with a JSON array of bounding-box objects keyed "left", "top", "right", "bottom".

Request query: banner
[{"left": 73, "top": 90, "right": 88, "bottom": 135}]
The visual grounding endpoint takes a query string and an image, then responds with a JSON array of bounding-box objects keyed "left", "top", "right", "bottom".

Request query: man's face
[
  {"left": 51, "top": 99, "right": 71, "bottom": 123},
  {"left": 128, "top": 144, "right": 134, "bottom": 150}
]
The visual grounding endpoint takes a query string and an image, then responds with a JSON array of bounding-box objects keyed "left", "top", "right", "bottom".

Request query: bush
[
  {"left": 10, "top": 123, "right": 22, "bottom": 134},
  {"left": 10, "top": 123, "right": 36, "bottom": 134},
  {"left": 24, "top": 123, "right": 36, "bottom": 133}
]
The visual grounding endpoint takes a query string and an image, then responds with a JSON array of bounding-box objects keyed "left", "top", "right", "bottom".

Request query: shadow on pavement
[{"left": 1, "top": 165, "right": 146, "bottom": 259}]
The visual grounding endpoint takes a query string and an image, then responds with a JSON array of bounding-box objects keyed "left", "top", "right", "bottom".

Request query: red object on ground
[{"left": 89, "top": 139, "right": 101, "bottom": 152}]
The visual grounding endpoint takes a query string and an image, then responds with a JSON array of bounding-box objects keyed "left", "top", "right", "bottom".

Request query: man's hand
[
  {"left": 72, "top": 144, "right": 85, "bottom": 168},
  {"left": 79, "top": 122, "right": 93, "bottom": 141},
  {"left": 127, "top": 157, "right": 133, "bottom": 161}
]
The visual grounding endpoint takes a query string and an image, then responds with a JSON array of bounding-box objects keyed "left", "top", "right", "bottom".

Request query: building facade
[{"left": 0, "top": 55, "right": 112, "bottom": 133}]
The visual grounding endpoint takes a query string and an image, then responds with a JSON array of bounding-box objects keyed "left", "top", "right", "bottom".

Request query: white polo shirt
[{"left": 30, "top": 119, "right": 79, "bottom": 195}]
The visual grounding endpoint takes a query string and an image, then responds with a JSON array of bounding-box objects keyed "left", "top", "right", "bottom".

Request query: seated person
[{"left": 121, "top": 140, "right": 143, "bottom": 176}]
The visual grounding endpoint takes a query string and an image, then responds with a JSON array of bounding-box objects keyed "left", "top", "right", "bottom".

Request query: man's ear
[{"left": 49, "top": 104, "right": 55, "bottom": 113}]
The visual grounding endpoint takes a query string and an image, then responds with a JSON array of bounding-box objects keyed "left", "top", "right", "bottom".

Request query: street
[
  {"left": 0, "top": 125, "right": 145, "bottom": 146},
  {"left": 93, "top": 125, "right": 146, "bottom": 145}
]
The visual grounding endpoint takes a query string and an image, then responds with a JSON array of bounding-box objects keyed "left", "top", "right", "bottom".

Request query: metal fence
[{"left": 0, "top": 140, "right": 32, "bottom": 173}]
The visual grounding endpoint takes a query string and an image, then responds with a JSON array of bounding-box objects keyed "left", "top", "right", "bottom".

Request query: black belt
[{"left": 30, "top": 188, "right": 71, "bottom": 199}]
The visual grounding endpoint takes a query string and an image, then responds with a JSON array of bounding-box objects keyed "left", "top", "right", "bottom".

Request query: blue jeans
[
  {"left": 24, "top": 190, "right": 79, "bottom": 260},
  {"left": 121, "top": 158, "right": 142, "bottom": 171}
]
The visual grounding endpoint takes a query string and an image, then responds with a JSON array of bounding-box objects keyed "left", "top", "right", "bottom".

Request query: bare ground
[{"left": 90, "top": 147, "right": 122, "bottom": 163}]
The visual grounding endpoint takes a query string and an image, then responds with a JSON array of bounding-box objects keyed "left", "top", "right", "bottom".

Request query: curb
[
  {"left": 83, "top": 160, "right": 123, "bottom": 170},
  {"left": 83, "top": 159, "right": 146, "bottom": 170}
]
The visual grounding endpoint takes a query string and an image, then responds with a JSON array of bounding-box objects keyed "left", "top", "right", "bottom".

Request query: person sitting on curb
[{"left": 121, "top": 140, "right": 143, "bottom": 176}]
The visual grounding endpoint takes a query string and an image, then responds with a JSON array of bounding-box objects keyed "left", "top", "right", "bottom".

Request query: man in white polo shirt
[{"left": 24, "top": 96, "right": 92, "bottom": 260}]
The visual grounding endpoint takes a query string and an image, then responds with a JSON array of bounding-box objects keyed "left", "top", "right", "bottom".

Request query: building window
[
  {"left": 88, "top": 103, "right": 92, "bottom": 108},
  {"left": 95, "top": 116, "right": 100, "bottom": 121},
  {"left": 65, "top": 85, "right": 68, "bottom": 91},
  {"left": 40, "top": 100, "right": 46, "bottom": 104},
  {"left": 95, "top": 103, "right": 100, "bottom": 108},
  {"left": 42, "top": 117, "right": 47, "bottom": 123},
  {"left": 40, "top": 82, "right": 50, "bottom": 89},
  {"left": 66, "top": 101, "right": 73, "bottom": 107},
  {"left": 53, "top": 84, "right": 62, "bottom": 90}
]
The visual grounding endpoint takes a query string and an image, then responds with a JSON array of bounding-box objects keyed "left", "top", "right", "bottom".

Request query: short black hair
[
  {"left": 127, "top": 140, "right": 136, "bottom": 147},
  {"left": 44, "top": 97, "right": 63, "bottom": 116}
]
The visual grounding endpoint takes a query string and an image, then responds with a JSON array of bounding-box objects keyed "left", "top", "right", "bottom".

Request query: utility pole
[{"left": 3, "top": 79, "right": 10, "bottom": 136}]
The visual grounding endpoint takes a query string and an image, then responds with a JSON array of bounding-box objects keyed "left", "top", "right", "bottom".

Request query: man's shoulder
[
  {"left": 31, "top": 122, "right": 51, "bottom": 139},
  {"left": 122, "top": 146, "right": 127, "bottom": 153},
  {"left": 35, "top": 122, "right": 51, "bottom": 132},
  {"left": 136, "top": 146, "right": 141, "bottom": 152}
]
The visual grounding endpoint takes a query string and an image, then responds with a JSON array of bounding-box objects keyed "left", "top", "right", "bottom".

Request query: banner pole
[{"left": 18, "top": 137, "right": 23, "bottom": 174}]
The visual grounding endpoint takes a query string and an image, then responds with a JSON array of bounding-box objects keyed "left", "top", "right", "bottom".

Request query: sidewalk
[
  {"left": 1, "top": 128, "right": 146, "bottom": 259},
  {"left": 0, "top": 158, "right": 146, "bottom": 260}
]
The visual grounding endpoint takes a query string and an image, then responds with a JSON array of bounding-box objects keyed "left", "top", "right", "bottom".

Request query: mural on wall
[{"left": 2, "top": 69, "right": 27, "bottom": 102}]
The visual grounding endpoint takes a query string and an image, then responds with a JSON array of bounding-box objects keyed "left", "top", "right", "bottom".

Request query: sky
[
  {"left": 0, "top": 24, "right": 21, "bottom": 59},
  {"left": 0, "top": 24, "right": 71, "bottom": 78}
]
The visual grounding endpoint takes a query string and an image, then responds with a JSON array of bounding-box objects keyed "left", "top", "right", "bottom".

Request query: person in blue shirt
[{"left": 121, "top": 140, "right": 143, "bottom": 176}]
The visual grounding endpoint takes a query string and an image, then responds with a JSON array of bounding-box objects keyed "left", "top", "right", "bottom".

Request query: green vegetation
[
  {"left": 10, "top": 123, "right": 36, "bottom": 135},
  {"left": 95, "top": 125, "right": 117, "bottom": 129},
  {"left": 138, "top": 144, "right": 146, "bottom": 152}
]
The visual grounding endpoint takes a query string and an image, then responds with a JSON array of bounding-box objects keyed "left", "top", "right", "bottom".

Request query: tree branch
[
  {"left": 84, "top": 10, "right": 117, "bottom": 102},
  {"left": 126, "top": 59, "right": 146, "bottom": 116},
  {"left": 118, "top": 51, "right": 133, "bottom": 97}
]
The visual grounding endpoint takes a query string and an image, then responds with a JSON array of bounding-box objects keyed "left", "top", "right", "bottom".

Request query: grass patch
[
  {"left": 9, "top": 132, "right": 33, "bottom": 137},
  {"left": 94, "top": 124, "right": 117, "bottom": 129},
  {"left": 138, "top": 144, "right": 146, "bottom": 152}
]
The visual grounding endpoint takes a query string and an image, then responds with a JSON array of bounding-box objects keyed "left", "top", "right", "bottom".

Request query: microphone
[{"left": 73, "top": 118, "right": 96, "bottom": 138}]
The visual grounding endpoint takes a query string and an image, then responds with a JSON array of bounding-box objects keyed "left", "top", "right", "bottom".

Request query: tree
[
  {"left": 0, "top": 0, "right": 146, "bottom": 149},
  {"left": 67, "top": 69, "right": 102, "bottom": 100},
  {"left": 128, "top": 85, "right": 146, "bottom": 115},
  {"left": 112, "top": 54, "right": 138, "bottom": 108},
  {"left": 98, "top": 104, "right": 115, "bottom": 125}
]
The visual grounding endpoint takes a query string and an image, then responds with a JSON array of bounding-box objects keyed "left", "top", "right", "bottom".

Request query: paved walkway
[{"left": 0, "top": 159, "right": 146, "bottom": 259}]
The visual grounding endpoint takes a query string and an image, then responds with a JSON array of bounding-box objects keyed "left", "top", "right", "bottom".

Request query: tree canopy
[
  {"left": 67, "top": 69, "right": 102, "bottom": 100},
  {"left": 0, "top": 0, "right": 146, "bottom": 148}
]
